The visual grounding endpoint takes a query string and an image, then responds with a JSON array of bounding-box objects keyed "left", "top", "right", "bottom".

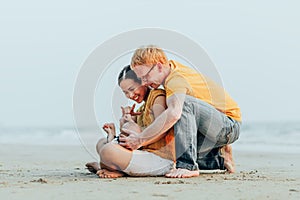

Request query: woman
[{"left": 86, "top": 65, "right": 175, "bottom": 178}]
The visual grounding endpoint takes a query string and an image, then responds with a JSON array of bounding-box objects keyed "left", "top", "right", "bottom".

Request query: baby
[{"left": 103, "top": 105, "right": 141, "bottom": 144}]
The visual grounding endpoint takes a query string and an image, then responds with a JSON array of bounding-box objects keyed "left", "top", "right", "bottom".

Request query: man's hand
[{"left": 118, "top": 128, "right": 143, "bottom": 150}]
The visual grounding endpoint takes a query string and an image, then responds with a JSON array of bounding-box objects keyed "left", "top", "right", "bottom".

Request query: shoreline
[{"left": 0, "top": 144, "right": 299, "bottom": 199}]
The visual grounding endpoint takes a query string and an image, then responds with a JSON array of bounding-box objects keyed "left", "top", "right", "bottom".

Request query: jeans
[{"left": 174, "top": 95, "right": 241, "bottom": 170}]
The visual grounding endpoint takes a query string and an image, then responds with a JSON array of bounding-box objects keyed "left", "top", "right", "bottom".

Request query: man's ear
[{"left": 157, "top": 62, "right": 163, "bottom": 72}]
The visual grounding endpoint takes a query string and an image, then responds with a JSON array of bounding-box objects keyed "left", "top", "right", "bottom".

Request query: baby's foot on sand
[
  {"left": 165, "top": 168, "right": 199, "bottom": 178},
  {"left": 85, "top": 162, "right": 100, "bottom": 174},
  {"left": 222, "top": 145, "right": 235, "bottom": 173},
  {"left": 96, "top": 169, "right": 124, "bottom": 178}
]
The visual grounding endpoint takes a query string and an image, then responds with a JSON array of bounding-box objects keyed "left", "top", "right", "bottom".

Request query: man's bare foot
[
  {"left": 96, "top": 169, "right": 125, "bottom": 178},
  {"left": 165, "top": 168, "right": 199, "bottom": 178},
  {"left": 85, "top": 162, "right": 100, "bottom": 174},
  {"left": 222, "top": 145, "right": 235, "bottom": 173}
]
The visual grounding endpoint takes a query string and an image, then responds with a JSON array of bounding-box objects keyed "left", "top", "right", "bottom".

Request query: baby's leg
[
  {"left": 98, "top": 122, "right": 141, "bottom": 173},
  {"left": 96, "top": 124, "right": 117, "bottom": 155},
  {"left": 103, "top": 123, "right": 116, "bottom": 142},
  {"left": 121, "top": 121, "right": 142, "bottom": 135},
  {"left": 86, "top": 124, "right": 118, "bottom": 174}
]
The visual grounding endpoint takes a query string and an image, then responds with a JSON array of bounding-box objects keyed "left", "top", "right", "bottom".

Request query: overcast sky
[{"left": 0, "top": 0, "right": 299, "bottom": 127}]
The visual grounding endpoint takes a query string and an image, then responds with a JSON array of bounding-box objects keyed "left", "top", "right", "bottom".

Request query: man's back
[{"left": 164, "top": 60, "right": 241, "bottom": 122}]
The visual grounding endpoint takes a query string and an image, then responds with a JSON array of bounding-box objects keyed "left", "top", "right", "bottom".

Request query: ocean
[
  {"left": 233, "top": 121, "right": 300, "bottom": 154},
  {"left": 0, "top": 121, "right": 299, "bottom": 155}
]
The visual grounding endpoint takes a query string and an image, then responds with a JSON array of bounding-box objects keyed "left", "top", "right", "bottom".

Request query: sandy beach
[{"left": 0, "top": 144, "right": 299, "bottom": 200}]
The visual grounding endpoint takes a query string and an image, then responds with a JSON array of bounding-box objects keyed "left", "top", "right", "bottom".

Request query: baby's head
[{"left": 121, "top": 121, "right": 142, "bottom": 136}]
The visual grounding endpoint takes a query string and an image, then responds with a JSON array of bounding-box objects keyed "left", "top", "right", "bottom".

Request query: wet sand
[{"left": 0, "top": 144, "right": 299, "bottom": 199}]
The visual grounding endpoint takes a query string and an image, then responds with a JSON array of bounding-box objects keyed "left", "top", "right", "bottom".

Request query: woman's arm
[
  {"left": 152, "top": 95, "right": 167, "bottom": 119},
  {"left": 120, "top": 93, "right": 186, "bottom": 150},
  {"left": 146, "top": 95, "right": 168, "bottom": 143}
]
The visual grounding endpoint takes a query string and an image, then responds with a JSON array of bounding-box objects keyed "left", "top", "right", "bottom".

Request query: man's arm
[{"left": 119, "top": 93, "right": 186, "bottom": 150}]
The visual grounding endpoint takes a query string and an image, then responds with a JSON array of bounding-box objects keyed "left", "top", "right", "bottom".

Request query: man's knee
[
  {"left": 226, "top": 119, "right": 241, "bottom": 144},
  {"left": 227, "top": 127, "right": 240, "bottom": 144}
]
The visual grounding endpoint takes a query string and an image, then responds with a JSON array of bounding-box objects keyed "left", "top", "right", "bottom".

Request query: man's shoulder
[{"left": 169, "top": 60, "right": 198, "bottom": 75}]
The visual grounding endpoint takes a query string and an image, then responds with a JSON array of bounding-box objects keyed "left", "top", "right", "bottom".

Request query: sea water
[
  {"left": 0, "top": 121, "right": 299, "bottom": 154},
  {"left": 233, "top": 121, "right": 300, "bottom": 154}
]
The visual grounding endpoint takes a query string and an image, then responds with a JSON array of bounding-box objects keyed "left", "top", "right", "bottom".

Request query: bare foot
[
  {"left": 85, "top": 162, "right": 100, "bottom": 174},
  {"left": 102, "top": 123, "right": 116, "bottom": 142},
  {"left": 165, "top": 168, "right": 199, "bottom": 178},
  {"left": 96, "top": 169, "right": 125, "bottom": 178},
  {"left": 222, "top": 145, "right": 235, "bottom": 173}
]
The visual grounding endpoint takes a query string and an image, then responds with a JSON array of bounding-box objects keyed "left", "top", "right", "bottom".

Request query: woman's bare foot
[
  {"left": 165, "top": 168, "right": 199, "bottom": 178},
  {"left": 85, "top": 162, "right": 100, "bottom": 174},
  {"left": 96, "top": 169, "right": 125, "bottom": 178},
  {"left": 222, "top": 145, "right": 235, "bottom": 173}
]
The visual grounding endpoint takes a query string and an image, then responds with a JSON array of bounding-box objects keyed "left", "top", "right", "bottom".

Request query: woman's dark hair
[{"left": 118, "top": 65, "right": 141, "bottom": 85}]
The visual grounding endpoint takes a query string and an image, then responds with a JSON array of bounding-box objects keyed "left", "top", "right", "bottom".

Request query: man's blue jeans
[{"left": 174, "top": 95, "right": 241, "bottom": 170}]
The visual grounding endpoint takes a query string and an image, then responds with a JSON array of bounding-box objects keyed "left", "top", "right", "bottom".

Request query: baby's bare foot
[{"left": 103, "top": 123, "right": 116, "bottom": 142}]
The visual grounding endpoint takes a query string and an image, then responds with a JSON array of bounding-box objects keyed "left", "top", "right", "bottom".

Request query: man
[{"left": 119, "top": 45, "right": 241, "bottom": 178}]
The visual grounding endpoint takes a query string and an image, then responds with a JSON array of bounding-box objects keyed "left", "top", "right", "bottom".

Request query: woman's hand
[
  {"left": 121, "top": 104, "right": 142, "bottom": 116},
  {"left": 119, "top": 104, "right": 141, "bottom": 127}
]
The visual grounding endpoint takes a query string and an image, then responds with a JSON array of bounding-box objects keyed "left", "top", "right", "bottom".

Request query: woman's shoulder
[
  {"left": 145, "top": 89, "right": 166, "bottom": 107},
  {"left": 149, "top": 88, "right": 166, "bottom": 97}
]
